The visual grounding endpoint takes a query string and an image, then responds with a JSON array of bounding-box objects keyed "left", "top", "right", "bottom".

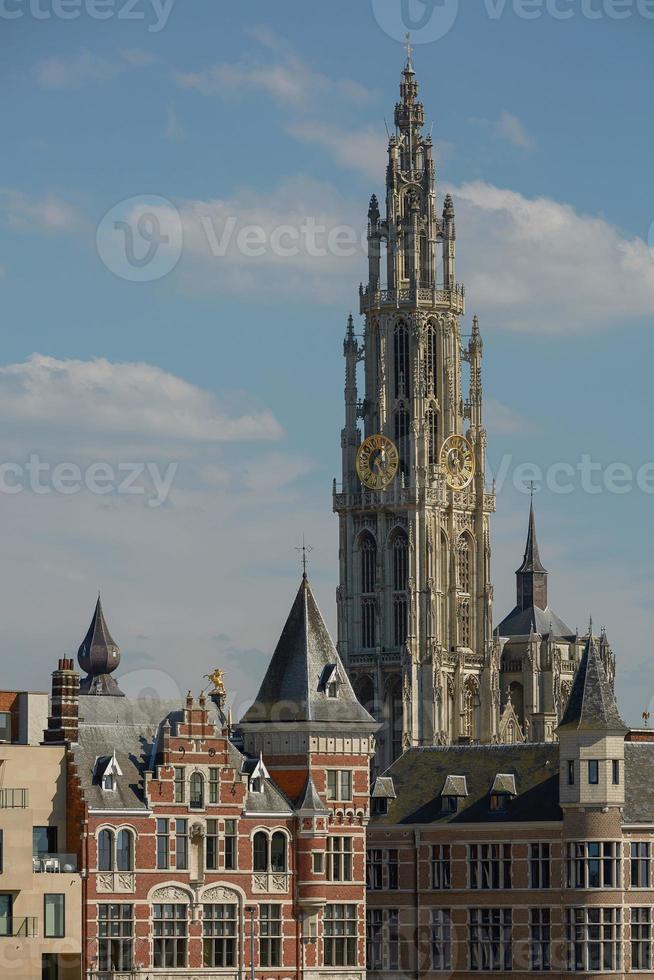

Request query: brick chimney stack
[{"left": 44, "top": 657, "right": 80, "bottom": 745}]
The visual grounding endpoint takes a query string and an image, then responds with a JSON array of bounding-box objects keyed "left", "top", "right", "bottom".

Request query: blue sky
[{"left": 2, "top": 0, "right": 654, "bottom": 723}]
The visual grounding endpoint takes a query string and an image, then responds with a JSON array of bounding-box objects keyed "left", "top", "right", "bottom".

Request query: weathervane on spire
[{"left": 295, "top": 535, "right": 313, "bottom": 578}]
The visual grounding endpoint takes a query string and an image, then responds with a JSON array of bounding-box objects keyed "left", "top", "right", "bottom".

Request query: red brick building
[{"left": 46, "top": 577, "right": 377, "bottom": 980}]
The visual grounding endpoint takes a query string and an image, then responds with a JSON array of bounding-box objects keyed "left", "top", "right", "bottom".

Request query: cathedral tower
[{"left": 333, "top": 53, "right": 496, "bottom": 770}]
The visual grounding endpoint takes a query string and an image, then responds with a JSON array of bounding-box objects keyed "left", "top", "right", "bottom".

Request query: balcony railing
[
  {"left": 0, "top": 917, "right": 38, "bottom": 938},
  {"left": 360, "top": 283, "right": 466, "bottom": 315},
  {"left": 33, "top": 853, "right": 78, "bottom": 873},
  {"left": 0, "top": 788, "right": 28, "bottom": 808}
]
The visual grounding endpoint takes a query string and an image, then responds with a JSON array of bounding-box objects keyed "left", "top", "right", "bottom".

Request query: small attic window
[
  {"left": 490, "top": 773, "right": 517, "bottom": 812},
  {"left": 251, "top": 776, "right": 263, "bottom": 794},
  {"left": 102, "top": 773, "right": 115, "bottom": 792},
  {"left": 441, "top": 774, "right": 468, "bottom": 813},
  {"left": 319, "top": 664, "right": 339, "bottom": 698},
  {"left": 95, "top": 751, "right": 122, "bottom": 793}
]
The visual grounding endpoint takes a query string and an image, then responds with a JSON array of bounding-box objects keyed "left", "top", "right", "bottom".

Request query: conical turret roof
[
  {"left": 240, "top": 576, "right": 375, "bottom": 728},
  {"left": 78, "top": 595, "right": 124, "bottom": 697},
  {"left": 557, "top": 632, "right": 626, "bottom": 733}
]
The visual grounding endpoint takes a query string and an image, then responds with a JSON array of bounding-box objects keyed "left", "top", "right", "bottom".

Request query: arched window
[
  {"left": 116, "top": 829, "right": 133, "bottom": 872},
  {"left": 392, "top": 532, "right": 409, "bottom": 592},
  {"left": 457, "top": 535, "right": 471, "bottom": 594},
  {"left": 98, "top": 830, "right": 113, "bottom": 872},
  {"left": 394, "top": 409, "right": 410, "bottom": 477},
  {"left": 392, "top": 531, "right": 409, "bottom": 647},
  {"left": 354, "top": 676, "right": 376, "bottom": 720},
  {"left": 394, "top": 322, "right": 410, "bottom": 399},
  {"left": 464, "top": 677, "right": 481, "bottom": 740},
  {"left": 425, "top": 323, "right": 437, "bottom": 394},
  {"left": 271, "top": 833, "right": 287, "bottom": 873},
  {"left": 253, "top": 832, "right": 268, "bottom": 872},
  {"left": 190, "top": 772, "right": 204, "bottom": 810},
  {"left": 426, "top": 406, "right": 438, "bottom": 467},
  {"left": 360, "top": 533, "right": 376, "bottom": 594}
]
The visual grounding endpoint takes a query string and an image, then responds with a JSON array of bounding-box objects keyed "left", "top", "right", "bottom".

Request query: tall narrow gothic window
[
  {"left": 426, "top": 406, "right": 438, "bottom": 467},
  {"left": 359, "top": 533, "right": 376, "bottom": 649},
  {"left": 392, "top": 531, "right": 409, "bottom": 647},
  {"left": 360, "top": 534, "right": 376, "bottom": 593},
  {"left": 394, "top": 409, "right": 410, "bottom": 477},
  {"left": 459, "top": 599, "right": 471, "bottom": 648},
  {"left": 394, "top": 322, "right": 410, "bottom": 399},
  {"left": 425, "top": 323, "right": 437, "bottom": 394},
  {"left": 457, "top": 535, "right": 471, "bottom": 594},
  {"left": 464, "top": 676, "right": 481, "bottom": 739}
]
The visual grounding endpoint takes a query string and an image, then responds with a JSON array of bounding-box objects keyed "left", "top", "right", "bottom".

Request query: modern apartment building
[{"left": 0, "top": 686, "right": 82, "bottom": 980}]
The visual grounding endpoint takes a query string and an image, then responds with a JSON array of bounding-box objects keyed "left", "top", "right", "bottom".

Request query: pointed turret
[
  {"left": 516, "top": 500, "right": 548, "bottom": 610},
  {"left": 240, "top": 576, "right": 374, "bottom": 729},
  {"left": 78, "top": 595, "right": 124, "bottom": 697},
  {"left": 557, "top": 632, "right": 626, "bottom": 734}
]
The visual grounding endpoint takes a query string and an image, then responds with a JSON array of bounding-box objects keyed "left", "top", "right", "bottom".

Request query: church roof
[
  {"left": 78, "top": 596, "right": 123, "bottom": 696},
  {"left": 240, "top": 576, "right": 375, "bottom": 729},
  {"left": 557, "top": 632, "right": 627, "bottom": 734},
  {"left": 497, "top": 603, "right": 573, "bottom": 639},
  {"left": 516, "top": 501, "right": 547, "bottom": 575}
]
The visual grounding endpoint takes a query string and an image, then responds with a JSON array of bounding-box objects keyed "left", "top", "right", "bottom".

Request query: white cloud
[
  {"left": 285, "top": 122, "right": 387, "bottom": 181},
  {"left": 484, "top": 397, "right": 533, "bottom": 436},
  {"left": 1, "top": 189, "right": 84, "bottom": 234},
  {"left": 449, "top": 181, "right": 654, "bottom": 332},
  {"left": 174, "top": 31, "right": 372, "bottom": 110},
  {"left": 470, "top": 111, "right": 537, "bottom": 152},
  {"left": 158, "top": 175, "right": 367, "bottom": 303},
  {"left": 35, "top": 49, "right": 123, "bottom": 89},
  {"left": 121, "top": 48, "right": 158, "bottom": 68},
  {"left": 496, "top": 111, "right": 537, "bottom": 151},
  {"left": 35, "top": 48, "right": 158, "bottom": 89},
  {"left": 0, "top": 354, "right": 283, "bottom": 445}
]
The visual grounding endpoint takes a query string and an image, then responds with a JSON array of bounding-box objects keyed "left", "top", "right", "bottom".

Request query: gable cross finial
[{"left": 295, "top": 535, "right": 313, "bottom": 579}]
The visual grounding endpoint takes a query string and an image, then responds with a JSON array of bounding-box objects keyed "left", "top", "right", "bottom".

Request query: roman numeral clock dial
[
  {"left": 440, "top": 434, "right": 475, "bottom": 491},
  {"left": 355, "top": 434, "right": 399, "bottom": 491}
]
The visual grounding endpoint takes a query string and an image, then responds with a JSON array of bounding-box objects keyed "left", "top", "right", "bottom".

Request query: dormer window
[
  {"left": 248, "top": 755, "right": 269, "bottom": 795},
  {"left": 490, "top": 773, "right": 517, "bottom": 813},
  {"left": 251, "top": 777, "right": 263, "bottom": 794},
  {"left": 95, "top": 751, "right": 122, "bottom": 793},
  {"left": 319, "top": 664, "right": 340, "bottom": 698},
  {"left": 441, "top": 775, "right": 468, "bottom": 814}
]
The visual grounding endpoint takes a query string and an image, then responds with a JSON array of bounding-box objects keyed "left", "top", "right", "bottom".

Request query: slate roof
[
  {"left": 371, "top": 744, "right": 561, "bottom": 825},
  {"left": 557, "top": 633, "right": 627, "bottom": 733},
  {"left": 296, "top": 773, "right": 329, "bottom": 814},
  {"left": 74, "top": 695, "right": 241, "bottom": 812},
  {"left": 497, "top": 603, "right": 573, "bottom": 639},
  {"left": 78, "top": 596, "right": 124, "bottom": 697},
  {"left": 372, "top": 776, "right": 397, "bottom": 800},
  {"left": 243, "top": 777, "right": 294, "bottom": 815},
  {"left": 516, "top": 501, "right": 547, "bottom": 574},
  {"left": 624, "top": 744, "right": 654, "bottom": 823},
  {"left": 240, "top": 576, "right": 376, "bottom": 728}
]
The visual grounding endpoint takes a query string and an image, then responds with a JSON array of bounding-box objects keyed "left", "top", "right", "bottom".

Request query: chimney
[{"left": 44, "top": 658, "right": 80, "bottom": 745}]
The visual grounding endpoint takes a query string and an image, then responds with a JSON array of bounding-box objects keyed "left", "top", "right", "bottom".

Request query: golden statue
[{"left": 205, "top": 668, "right": 227, "bottom": 698}]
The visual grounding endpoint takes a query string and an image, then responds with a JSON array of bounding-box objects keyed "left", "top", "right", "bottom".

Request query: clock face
[
  {"left": 356, "top": 434, "right": 399, "bottom": 491},
  {"left": 440, "top": 434, "right": 475, "bottom": 491}
]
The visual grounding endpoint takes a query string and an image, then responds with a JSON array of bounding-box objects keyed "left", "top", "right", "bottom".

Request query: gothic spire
[
  {"left": 78, "top": 595, "right": 124, "bottom": 697},
  {"left": 557, "top": 632, "right": 626, "bottom": 733},
  {"left": 516, "top": 499, "right": 548, "bottom": 611}
]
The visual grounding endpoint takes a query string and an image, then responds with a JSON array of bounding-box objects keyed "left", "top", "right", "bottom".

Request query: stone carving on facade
[{"left": 151, "top": 886, "right": 191, "bottom": 902}]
